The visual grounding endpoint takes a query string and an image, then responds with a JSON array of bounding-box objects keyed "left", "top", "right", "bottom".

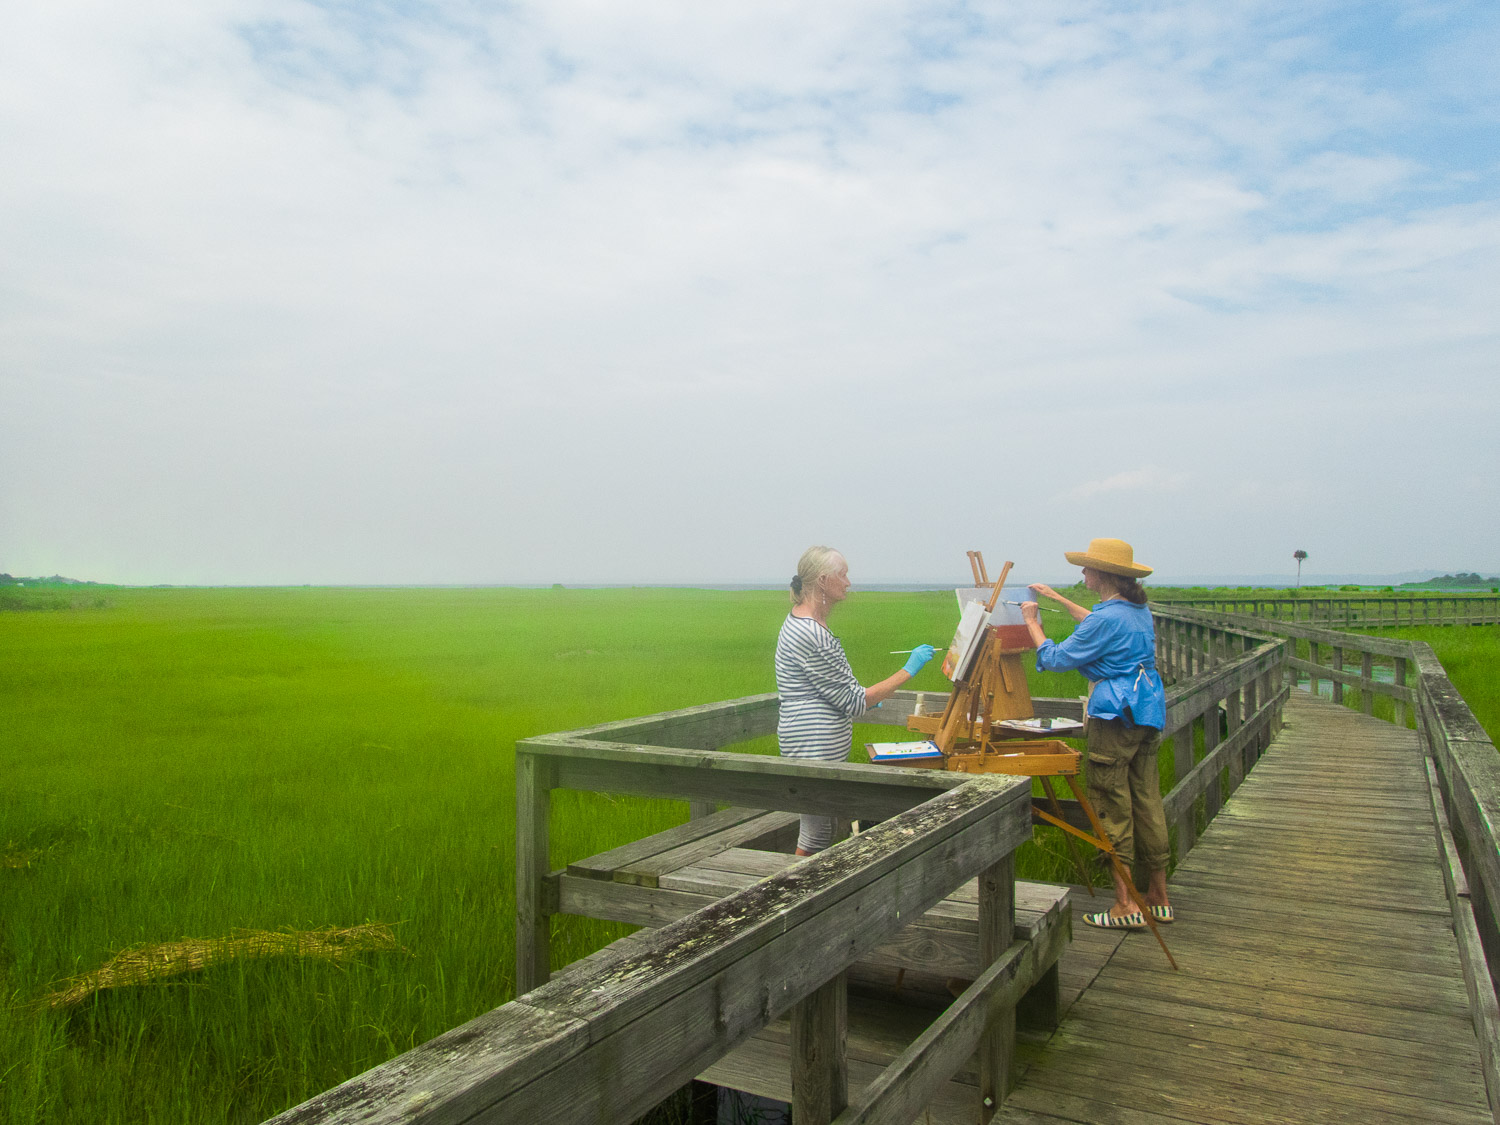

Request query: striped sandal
[
  {"left": 1148, "top": 904, "right": 1175, "bottom": 924},
  {"left": 1082, "top": 909, "right": 1147, "bottom": 931}
]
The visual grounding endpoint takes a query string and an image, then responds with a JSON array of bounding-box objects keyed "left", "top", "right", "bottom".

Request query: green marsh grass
[
  {"left": 1385, "top": 624, "right": 1500, "bottom": 742},
  {"left": 2, "top": 584, "right": 1102, "bottom": 1122}
]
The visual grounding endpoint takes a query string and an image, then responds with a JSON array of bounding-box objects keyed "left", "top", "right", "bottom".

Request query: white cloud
[{"left": 1, "top": 0, "right": 1497, "bottom": 583}]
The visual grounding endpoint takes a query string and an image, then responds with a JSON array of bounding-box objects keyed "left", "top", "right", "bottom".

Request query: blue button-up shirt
[{"left": 1035, "top": 599, "right": 1166, "bottom": 729}]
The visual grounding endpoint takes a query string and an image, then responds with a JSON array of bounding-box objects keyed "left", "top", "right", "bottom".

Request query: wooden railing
[
  {"left": 1154, "top": 593, "right": 1500, "bottom": 628},
  {"left": 259, "top": 612, "right": 1300, "bottom": 1125},
  {"left": 1157, "top": 602, "right": 1500, "bottom": 1113},
  {"left": 267, "top": 701, "right": 1046, "bottom": 1125}
]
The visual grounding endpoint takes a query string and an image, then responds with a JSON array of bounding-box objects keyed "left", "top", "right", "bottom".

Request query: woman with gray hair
[{"left": 775, "top": 546, "right": 936, "bottom": 855}]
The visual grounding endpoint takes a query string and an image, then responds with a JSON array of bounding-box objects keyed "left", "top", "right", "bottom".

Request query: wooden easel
[{"left": 906, "top": 553, "right": 1177, "bottom": 969}]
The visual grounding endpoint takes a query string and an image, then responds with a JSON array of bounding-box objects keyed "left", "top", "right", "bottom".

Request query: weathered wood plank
[
  {"left": 1424, "top": 757, "right": 1500, "bottom": 1124},
  {"left": 1019, "top": 1027, "right": 1488, "bottom": 1125},
  {"left": 831, "top": 919, "right": 1069, "bottom": 1125},
  {"left": 522, "top": 737, "right": 971, "bottom": 821},
  {"left": 516, "top": 753, "right": 552, "bottom": 993},
  {"left": 616, "top": 811, "right": 800, "bottom": 886},
  {"left": 264, "top": 1000, "right": 590, "bottom": 1125},
  {"left": 565, "top": 805, "right": 769, "bottom": 882},
  {"left": 791, "top": 972, "right": 848, "bottom": 1125},
  {"left": 978, "top": 854, "right": 1016, "bottom": 1122},
  {"left": 280, "top": 776, "right": 1029, "bottom": 1125}
]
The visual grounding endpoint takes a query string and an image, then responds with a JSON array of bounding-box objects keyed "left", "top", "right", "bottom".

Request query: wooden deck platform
[{"left": 1000, "top": 690, "right": 1494, "bottom": 1124}]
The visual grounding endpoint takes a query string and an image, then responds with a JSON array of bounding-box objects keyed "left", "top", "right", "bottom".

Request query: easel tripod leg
[
  {"left": 1066, "top": 776, "right": 1178, "bottom": 971},
  {"left": 1039, "top": 775, "right": 1095, "bottom": 897}
]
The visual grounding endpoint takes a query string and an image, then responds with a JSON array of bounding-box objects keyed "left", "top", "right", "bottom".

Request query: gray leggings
[{"left": 797, "top": 815, "right": 835, "bottom": 853}]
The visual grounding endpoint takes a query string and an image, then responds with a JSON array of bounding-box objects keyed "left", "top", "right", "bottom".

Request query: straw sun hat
[{"left": 1063, "top": 538, "right": 1153, "bottom": 578}]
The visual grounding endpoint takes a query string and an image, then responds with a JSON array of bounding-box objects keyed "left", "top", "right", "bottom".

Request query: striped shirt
[{"left": 775, "top": 613, "right": 867, "bottom": 761}]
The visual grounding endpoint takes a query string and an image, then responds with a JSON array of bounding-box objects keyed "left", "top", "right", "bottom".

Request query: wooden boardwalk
[{"left": 1001, "top": 691, "right": 1493, "bottom": 1124}]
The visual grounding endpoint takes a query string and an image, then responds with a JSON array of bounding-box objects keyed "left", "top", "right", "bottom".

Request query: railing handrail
[
  {"left": 268, "top": 766, "right": 1033, "bottom": 1125},
  {"left": 1154, "top": 601, "right": 1500, "bottom": 1116}
]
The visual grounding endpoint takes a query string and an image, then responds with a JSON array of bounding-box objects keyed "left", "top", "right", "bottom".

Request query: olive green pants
[{"left": 1085, "top": 716, "right": 1170, "bottom": 873}]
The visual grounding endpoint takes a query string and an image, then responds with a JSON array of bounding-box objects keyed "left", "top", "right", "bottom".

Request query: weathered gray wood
[
  {"left": 507, "top": 781, "right": 1032, "bottom": 1124},
  {"left": 616, "top": 811, "right": 801, "bottom": 886},
  {"left": 558, "top": 692, "right": 781, "bottom": 749},
  {"left": 556, "top": 874, "right": 719, "bottom": 928},
  {"left": 1154, "top": 594, "right": 1500, "bottom": 631},
  {"left": 829, "top": 918, "right": 1069, "bottom": 1125},
  {"left": 566, "top": 805, "right": 769, "bottom": 882},
  {"left": 1429, "top": 757, "right": 1500, "bottom": 1125},
  {"left": 516, "top": 753, "right": 552, "bottom": 993},
  {"left": 263, "top": 1000, "right": 589, "bottom": 1125},
  {"left": 1225, "top": 686, "right": 1245, "bottom": 789},
  {"left": 1161, "top": 686, "right": 1287, "bottom": 826},
  {"left": 978, "top": 854, "right": 1016, "bottom": 1121},
  {"left": 281, "top": 775, "right": 1031, "bottom": 1125},
  {"left": 791, "top": 972, "right": 848, "bottom": 1125},
  {"left": 1202, "top": 698, "right": 1223, "bottom": 821},
  {"left": 557, "top": 868, "right": 1044, "bottom": 980},
  {"left": 1285, "top": 655, "right": 1416, "bottom": 703},
  {"left": 519, "top": 736, "right": 976, "bottom": 822}
]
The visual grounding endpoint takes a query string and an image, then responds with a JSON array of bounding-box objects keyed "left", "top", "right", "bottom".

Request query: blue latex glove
[{"left": 902, "top": 644, "right": 937, "bottom": 677}]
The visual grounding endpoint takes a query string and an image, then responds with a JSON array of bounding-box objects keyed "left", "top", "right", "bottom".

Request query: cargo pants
[{"left": 1085, "top": 715, "right": 1170, "bottom": 873}]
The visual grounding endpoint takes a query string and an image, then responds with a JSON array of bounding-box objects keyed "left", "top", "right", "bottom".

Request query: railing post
[
  {"left": 1174, "top": 719, "right": 1198, "bottom": 855},
  {"left": 1202, "top": 707, "right": 1223, "bottom": 822},
  {"left": 1332, "top": 646, "right": 1345, "bottom": 704},
  {"left": 1394, "top": 656, "right": 1408, "bottom": 728},
  {"left": 790, "top": 971, "right": 848, "bottom": 1125},
  {"left": 1243, "top": 670, "right": 1261, "bottom": 763},
  {"left": 978, "top": 854, "right": 1016, "bottom": 1122},
  {"left": 1308, "top": 640, "right": 1320, "bottom": 697},
  {"left": 1226, "top": 686, "right": 1245, "bottom": 789},
  {"left": 1361, "top": 652, "right": 1374, "bottom": 716},
  {"left": 1267, "top": 651, "right": 1285, "bottom": 738},
  {"left": 516, "top": 752, "right": 553, "bottom": 994}
]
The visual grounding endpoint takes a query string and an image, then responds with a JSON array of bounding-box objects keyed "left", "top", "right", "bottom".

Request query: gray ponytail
[{"left": 791, "top": 546, "right": 844, "bottom": 607}]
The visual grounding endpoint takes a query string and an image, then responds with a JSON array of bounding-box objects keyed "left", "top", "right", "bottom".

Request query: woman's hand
[
  {"left": 1030, "top": 582, "right": 1091, "bottom": 623},
  {"left": 867, "top": 644, "right": 937, "bottom": 708},
  {"left": 901, "top": 644, "right": 937, "bottom": 677},
  {"left": 1021, "top": 601, "right": 1049, "bottom": 648}
]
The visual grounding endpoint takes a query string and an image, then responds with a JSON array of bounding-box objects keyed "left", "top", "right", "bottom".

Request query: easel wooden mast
[
  {"left": 967, "top": 550, "right": 990, "bottom": 588},
  {"left": 909, "top": 551, "right": 1177, "bottom": 969}
]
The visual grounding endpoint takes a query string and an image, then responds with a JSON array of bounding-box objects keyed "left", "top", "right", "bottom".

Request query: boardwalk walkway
[{"left": 1002, "top": 691, "right": 1493, "bottom": 1124}]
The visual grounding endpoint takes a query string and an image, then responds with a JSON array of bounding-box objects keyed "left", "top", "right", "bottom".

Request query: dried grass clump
[
  {"left": 47, "top": 923, "right": 401, "bottom": 1009},
  {"left": 2, "top": 846, "right": 43, "bottom": 869}
]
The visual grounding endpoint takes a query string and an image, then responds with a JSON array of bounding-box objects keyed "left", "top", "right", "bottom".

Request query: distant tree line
[
  {"left": 1400, "top": 573, "right": 1499, "bottom": 588},
  {"left": 0, "top": 574, "right": 100, "bottom": 586}
]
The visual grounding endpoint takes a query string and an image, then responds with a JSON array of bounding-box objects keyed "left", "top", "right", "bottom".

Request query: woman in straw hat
[
  {"left": 776, "top": 545, "right": 937, "bottom": 856},
  {"left": 1021, "top": 538, "right": 1171, "bottom": 930}
]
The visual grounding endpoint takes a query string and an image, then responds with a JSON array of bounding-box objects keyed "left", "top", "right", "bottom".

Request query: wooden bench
[{"left": 551, "top": 808, "right": 1073, "bottom": 1123}]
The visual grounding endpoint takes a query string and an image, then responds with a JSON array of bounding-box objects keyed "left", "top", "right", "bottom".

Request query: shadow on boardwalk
[{"left": 1005, "top": 691, "right": 1492, "bottom": 1125}]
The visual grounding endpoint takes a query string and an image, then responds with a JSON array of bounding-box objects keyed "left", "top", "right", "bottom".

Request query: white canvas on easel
[
  {"left": 955, "top": 585, "right": 1032, "bottom": 628},
  {"left": 942, "top": 599, "right": 989, "bottom": 680}
]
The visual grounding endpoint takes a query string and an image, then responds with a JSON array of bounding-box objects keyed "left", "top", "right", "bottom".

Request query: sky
[{"left": 2, "top": 0, "right": 1497, "bottom": 587}]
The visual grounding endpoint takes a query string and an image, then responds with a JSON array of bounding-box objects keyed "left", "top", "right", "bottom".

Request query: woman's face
[
  {"left": 819, "top": 560, "right": 852, "bottom": 607},
  {"left": 1082, "top": 567, "right": 1116, "bottom": 596}
]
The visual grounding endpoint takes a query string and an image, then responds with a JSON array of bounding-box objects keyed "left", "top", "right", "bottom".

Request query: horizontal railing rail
[
  {"left": 853, "top": 611, "right": 1292, "bottom": 885},
  {"left": 1154, "top": 593, "right": 1500, "bottom": 628},
  {"left": 267, "top": 766, "right": 1034, "bottom": 1125}
]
